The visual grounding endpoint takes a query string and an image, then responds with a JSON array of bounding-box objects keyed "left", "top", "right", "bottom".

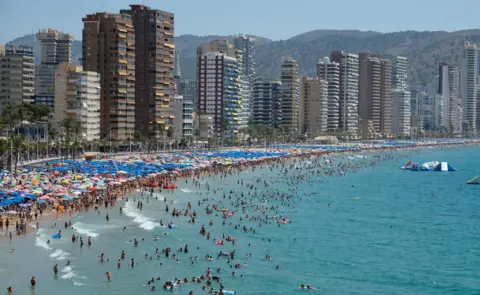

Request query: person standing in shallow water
[{"left": 30, "top": 276, "right": 36, "bottom": 287}]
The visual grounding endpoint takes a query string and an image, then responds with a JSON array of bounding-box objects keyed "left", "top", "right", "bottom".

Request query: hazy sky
[{"left": 1, "top": 0, "right": 480, "bottom": 43}]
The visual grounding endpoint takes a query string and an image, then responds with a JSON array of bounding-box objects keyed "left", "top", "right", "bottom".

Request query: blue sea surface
[{"left": 0, "top": 147, "right": 479, "bottom": 295}]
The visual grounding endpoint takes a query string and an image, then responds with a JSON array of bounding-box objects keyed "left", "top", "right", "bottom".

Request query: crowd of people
[{"left": 2, "top": 140, "right": 476, "bottom": 294}]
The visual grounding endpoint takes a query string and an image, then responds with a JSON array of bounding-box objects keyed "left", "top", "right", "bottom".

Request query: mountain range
[{"left": 7, "top": 29, "right": 480, "bottom": 88}]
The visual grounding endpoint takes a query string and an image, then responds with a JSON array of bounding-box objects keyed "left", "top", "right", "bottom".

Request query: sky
[{"left": 1, "top": 0, "right": 480, "bottom": 43}]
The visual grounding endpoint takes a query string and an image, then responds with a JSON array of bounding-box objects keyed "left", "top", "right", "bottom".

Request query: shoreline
[{"left": 2, "top": 140, "right": 477, "bottom": 243}]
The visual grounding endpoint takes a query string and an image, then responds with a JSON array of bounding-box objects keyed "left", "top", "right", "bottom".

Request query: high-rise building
[
  {"left": 0, "top": 44, "right": 5, "bottom": 55},
  {"left": 438, "top": 63, "right": 461, "bottom": 133},
  {"left": 358, "top": 53, "right": 381, "bottom": 136},
  {"left": 179, "top": 79, "right": 196, "bottom": 105},
  {"left": 434, "top": 94, "right": 444, "bottom": 129},
  {"left": 197, "top": 40, "right": 236, "bottom": 57},
  {"left": 392, "top": 89, "right": 411, "bottom": 135},
  {"left": 386, "top": 55, "right": 408, "bottom": 90},
  {"left": 233, "top": 35, "right": 256, "bottom": 124},
  {"left": 54, "top": 63, "right": 101, "bottom": 141},
  {"left": 174, "top": 49, "right": 181, "bottom": 78},
  {"left": 317, "top": 57, "right": 340, "bottom": 132},
  {"left": 409, "top": 88, "right": 424, "bottom": 134},
  {"left": 121, "top": 5, "right": 175, "bottom": 137},
  {"left": 198, "top": 40, "right": 248, "bottom": 129},
  {"left": 379, "top": 59, "right": 393, "bottom": 135},
  {"left": 82, "top": 12, "right": 136, "bottom": 140},
  {"left": 358, "top": 53, "right": 392, "bottom": 137},
  {"left": 0, "top": 44, "right": 35, "bottom": 109},
  {"left": 461, "top": 42, "right": 478, "bottom": 134},
  {"left": 331, "top": 51, "right": 359, "bottom": 134},
  {"left": 196, "top": 52, "right": 242, "bottom": 136},
  {"left": 36, "top": 29, "right": 73, "bottom": 98},
  {"left": 233, "top": 35, "right": 256, "bottom": 82},
  {"left": 422, "top": 93, "right": 435, "bottom": 131},
  {"left": 298, "top": 77, "right": 328, "bottom": 137},
  {"left": 172, "top": 95, "right": 193, "bottom": 139},
  {"left": 280, "top": 58, "right": 300, "bottom": 131},
  {"left": 252, "top": 79, "right": 282, "bottom": 126}
]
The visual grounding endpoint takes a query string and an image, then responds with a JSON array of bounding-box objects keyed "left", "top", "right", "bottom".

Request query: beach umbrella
[{"left": 62, "top": 195, "right": 74, "bottom": 201}]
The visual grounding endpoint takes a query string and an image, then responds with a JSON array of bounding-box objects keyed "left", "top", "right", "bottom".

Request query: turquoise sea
[{"left": 1, "top": 146, "right": 479, "bottom": 295}]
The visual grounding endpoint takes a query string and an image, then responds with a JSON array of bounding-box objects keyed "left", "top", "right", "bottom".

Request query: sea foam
[
  {"left": 123, "top": 202, "right": 158, "bottom": 231},
  {"left": 71, "top": 222, "right": 100, "bottom": 237},
  {"left": 35, "top": 229, "right": 52, "bottom": 250},
  {"left": 49, "top": 249, "right": 70, "bottom": 260}
]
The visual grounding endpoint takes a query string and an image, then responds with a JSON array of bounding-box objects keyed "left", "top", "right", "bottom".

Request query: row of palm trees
[{"left": 0, "top": 103, "right": 89, "bottom": 170}]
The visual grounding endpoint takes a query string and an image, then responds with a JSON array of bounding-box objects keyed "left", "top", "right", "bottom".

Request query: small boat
[{"left": 466, "top": 176, "right": 480, "bottom": 185}]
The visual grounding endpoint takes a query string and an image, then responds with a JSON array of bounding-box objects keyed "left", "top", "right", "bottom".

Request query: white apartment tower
[
  {"left": 234, "top": 35, "right": 256, "bottom": 124},
  {"left": 280, "top": 58, "right": 300, "bottom": 131},
  {"left": 196, "top": 52, "right": 242, "bottom": 136},
  {"left": 174, "top": 49, "right": 181, "bottom": 78},
  {"left": 173, "top": 95, "right": 194, "bottom": 139},
  {"left": 198, "top": 40, "right": 248, "bottom": 129},
  {"left": 438, "top": 63, "right": 461, "bottom": 133},
  {"left": 233, "top": 35, "right": 256, "bottom": 82},
  {"left": 36, "top": 29, "right": 73, "bottom": 97},
  {"left": 54, "top": 64, "right": 101, "bottom": 141},
  {"left": 317, "top": 57, "right": 340, "bottom": 132},
  {"left": 409, "top": 88, "right": 424, "bottom": 134},
  {"left": 392, "top": 89, "right": 411, "bottom": 135},
  {"left": 0, "top": 45, "right": 35, "bottom": 109},
  {"left": 331, "top": 51, "right": 359, "bottom": 134},
  {"left": 386, "top": 55, "right": 408, "bottom": 90},
  {"left": 461, "top": 42, "right": 478, "bottom": 134}
]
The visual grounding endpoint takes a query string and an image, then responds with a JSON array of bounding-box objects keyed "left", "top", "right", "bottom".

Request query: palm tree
[
  {"left": 60, "top": 117, "right": 75, "bottom": 160},
  {"left": 72, "top": 120, "right": 83, "bottom": 160},
  {"left": 9, "top": 134, "right": 25, "bottom": 170},
  {"left": 221, "top": 118, "right": 229, "bottom": 147},
  {"left": 1, "top": 104, "right": 18, "bottom": 130},
  {"left": 17, "top": 103, "right": 34, "bottom": 125},
  {"left": 156, "top": 123, "right": 167, "bottom": 151},
  {"left": 0, "top": 139, "right": 9, "bottom": 170}
]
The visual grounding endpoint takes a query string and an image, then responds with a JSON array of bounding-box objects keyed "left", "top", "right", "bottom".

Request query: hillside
[
  {"left": 8, "top": 29, "right": 480, "bottom": 88},
  {"left": 254, "top": 29, "right": 480, "bottom": 87}
]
